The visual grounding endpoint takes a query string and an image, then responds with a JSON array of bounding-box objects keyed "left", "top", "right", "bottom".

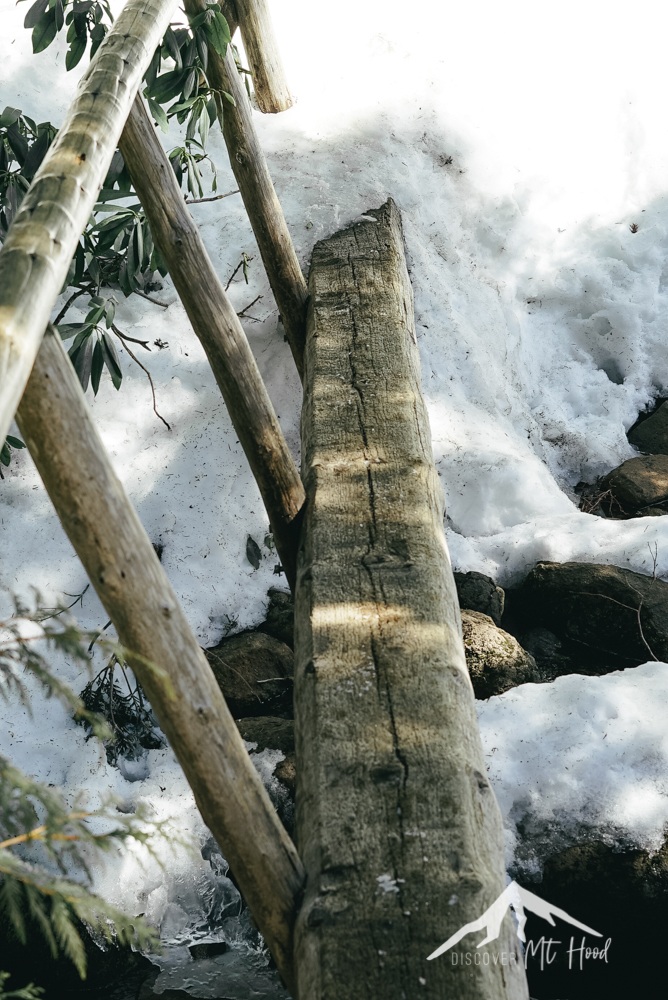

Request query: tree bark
[
  {"left": 119, "top": 96, "right": 304, "bottom": 589},
  {"left": 17, "top": 326, "right": 304, "bottom": 994},
  {"left": 235, "top": 0, "right": 293, "bottom": 113},
  {"left": 185, "top": 0, "right": 307, "bottom": 376},
  {"left": 0, "top": 0, "right": 179, "bottom": 448},
  {"left": 293, "top": 200, "right": 529, "bottom": 999}
]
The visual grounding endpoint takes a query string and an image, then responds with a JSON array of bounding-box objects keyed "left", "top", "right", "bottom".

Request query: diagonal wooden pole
[
  {"left": 119, "top": 96, "right": 305, "bottom": 588},
  {"left": 0, "top": 0, "right": 179, "bottom": 447},
  {"left": 185, "top": 0, "right": 307, "bottom": 376},
  {"left": 17, "top": 326, "right": 304, "bottom": 994},
  {"left": 234, "top": 0, "right": 293, "bottom": 113}
]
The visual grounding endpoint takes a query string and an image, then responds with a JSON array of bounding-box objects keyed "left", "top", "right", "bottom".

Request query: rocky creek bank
[{"left": 206, "top": 549, "right": 668, "bottom": 1000}]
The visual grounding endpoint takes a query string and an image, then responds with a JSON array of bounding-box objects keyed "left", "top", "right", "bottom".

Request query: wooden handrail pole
[
  {"left": 185, "top": 0, "right": 307, "bottom": 377},
  {"left": 0, "top": 0, "right": 179, "bottom": 447},
  {"left": 17, "top": 326, "right": 304, "bottom": 993},
  {"left": 119, "top": 96, "right": 305, "bottom": 588},
  {"left": 235, "top": 0, "right": 293, "bottom": 113}
]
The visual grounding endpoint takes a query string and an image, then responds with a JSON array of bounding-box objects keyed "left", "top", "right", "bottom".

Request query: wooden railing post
[
  {"left": 293, "top": 201, "right": 529, "bottom": 999},
  {"left": 119, "top": 97, "right": 305, "bottom": 587},
  {"left": 235, "top": 0, "right": 293, "bottom": 113},
  {"left": 185, "top": 0, "right": 307, "bottom": 376},
  {"left": 0, "top": 0, "right": 179, "bottom": 448},
  {"left": 17, "top": 326, "right": 304, "bottom": 993}
]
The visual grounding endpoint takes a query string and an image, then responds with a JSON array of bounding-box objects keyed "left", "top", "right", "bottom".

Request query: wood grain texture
[
  {"left": 119, "top": 96, "right": 305, "bottom": 588},
  {"left": 17, "top": 327, "right": 304, "bottom": 994},
  {"left": 0, "top": 0, "right": 178, "bottom": 447},
  {"left": 185, "top": 0, "right": 307, "bottom": 376},
  {"left": 235, "top": 0, "right": 293, "bottom": 113},
  {"left": 293, "top": 201, "right": 529, "bottom": 999}
]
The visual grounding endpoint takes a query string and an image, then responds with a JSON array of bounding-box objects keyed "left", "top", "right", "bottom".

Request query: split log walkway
[{"left": 293, "top": 200, "right": 529, "bottom": 999}]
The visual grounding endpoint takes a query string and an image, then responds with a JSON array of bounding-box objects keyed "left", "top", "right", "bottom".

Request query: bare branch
[
  {"left": 575, "top": 589, "right": 658, "bottom": 662},
  {"left": 237, "top": 294, "right": 263, "bottom": 320},
  {"left": 185, "top": 189, "right": 240, "bottom": 205},
  {"left": 134, "top": 289, "right": 170, "bottom": 308},
  {"left": 111, "top": 326, "right": 151, "bottom": 351},
  {"left": 54, "top": 287, "right": 89, "bottom": 325},
  {"left": 111, "top": 324, "right": 170, "bottom": 431},
  {"left": 225, "top": 253, "right": 253, "bottom": 291}
]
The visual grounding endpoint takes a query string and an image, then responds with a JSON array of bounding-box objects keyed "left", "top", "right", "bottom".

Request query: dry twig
[{"left": 111, "top": 323, "right": 170, "bottom": 431}]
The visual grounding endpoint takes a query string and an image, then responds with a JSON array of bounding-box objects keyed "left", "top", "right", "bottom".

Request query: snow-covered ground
[{"left": 2, "top": 0, "right": 668, "bottom": 993}]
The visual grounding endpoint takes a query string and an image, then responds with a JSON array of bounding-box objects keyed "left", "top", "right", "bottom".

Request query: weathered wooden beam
[
  {"left": 119, "top": 97, "right": 304, "bottom": 588},
  {"left": 0, "top": 0, "right": 179, "bottom": 448},
  {"left": 234, "top": 0, "right": 293, "bottom": 113},
  {"left": 293, "top": 201, "right": 529, "bottom": 999},
  {"left": 185, "top": 0, "right": 307, "bottom": 376},
  {"left": 17, "top": 327, "right": 304, "bottom": 993}
]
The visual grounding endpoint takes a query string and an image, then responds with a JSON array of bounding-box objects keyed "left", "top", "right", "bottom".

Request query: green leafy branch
[
  {"left": 20, "top": 0, "right": 233, "bottom": 200},
  {"left": 59, "top": 296, "right": 122, "bottom": 395},
  {"left": 0, "top": 437, "right": 26, "bottom": 479},
  {"left": 0, "top": 2, "right": 237, "bottom": 463},
  {"left": 144, "top": 9, "right": 234, "bottom": 197},
  {"left": 0, "top": 107, "right": 56, "bottom": 237},
  {"left": 20, "top": 0, "right": 111, "bottom": 65}
]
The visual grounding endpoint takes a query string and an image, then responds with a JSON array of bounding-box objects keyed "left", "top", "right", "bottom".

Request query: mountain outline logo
[{"left": 427, "top": 880, "right": 602, "bottom": 961}]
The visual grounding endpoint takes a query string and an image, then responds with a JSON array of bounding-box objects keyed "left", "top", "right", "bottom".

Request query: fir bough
[
  {"left": 0, "top": 594, "right": 169, "bottom": 987},
  {"left": 0, "top": 970, "right": 44, "bottom": 999}
]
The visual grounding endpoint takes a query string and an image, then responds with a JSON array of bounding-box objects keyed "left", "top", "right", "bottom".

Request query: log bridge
[
  {"left": 0, "top": 2, "right": 528, "bottom": 996},
  {"left": 294, "top": 200, "right": 526, "bottom": 999}
]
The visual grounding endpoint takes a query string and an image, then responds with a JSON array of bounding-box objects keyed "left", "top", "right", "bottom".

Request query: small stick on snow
[
  {"left": 237, "top": 294, "right": 263, "bottom": 320},
  {"left": 185, "top": 189, "right": 240, "bottom": 205},
  {"left": 111, "top": 324, "right": 170, "bottom": 431},
  {"left": 134, "top": 289, "right": 170, "bottom": 308}
]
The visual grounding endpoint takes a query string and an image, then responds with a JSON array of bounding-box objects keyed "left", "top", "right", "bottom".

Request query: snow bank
[{"left": 478, "top": 662, "right": 668, "bottom": 872}]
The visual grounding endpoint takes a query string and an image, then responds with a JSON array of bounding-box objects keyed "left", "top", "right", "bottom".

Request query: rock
[
  {"left": 273, "top": 753, "right": 296, "bottom": 797},
  {"left": 204, "top": 632, "right": 294, "bottom": 717},
  {"left": 519, "top": 626, "right": 573, "bottom": 679},
  {"left": 517, "top": 561, "right": 668, "bottom": 667},
  {"left": 518, "top": 837, "right": 668, "bottom": 999},
  {"left": 454, "top": 570, "right": 505, "bottom": 625},
  {"left": 600, "top": 454, "right": 668, "bottom": 513},
  {"left": 461, "top": 609, "right": 539, "bottom": 698},
  {"left": 541, "top": 837, "right": 668, "bottom": 906},
  {"left": 628, "top": 400, "right": 668, "bottom": 454},
  {"left": 188, "top": 941, "right": 229, "bottom": 960},
  {"left": 235, "top": 718, "right": 296, "bottom": 832},
  {"left": 236, "top": 716, "right": 294, "bottom": 754},
  {"left": 257, "top": 587, "right": 294, "bottom": 647}
]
